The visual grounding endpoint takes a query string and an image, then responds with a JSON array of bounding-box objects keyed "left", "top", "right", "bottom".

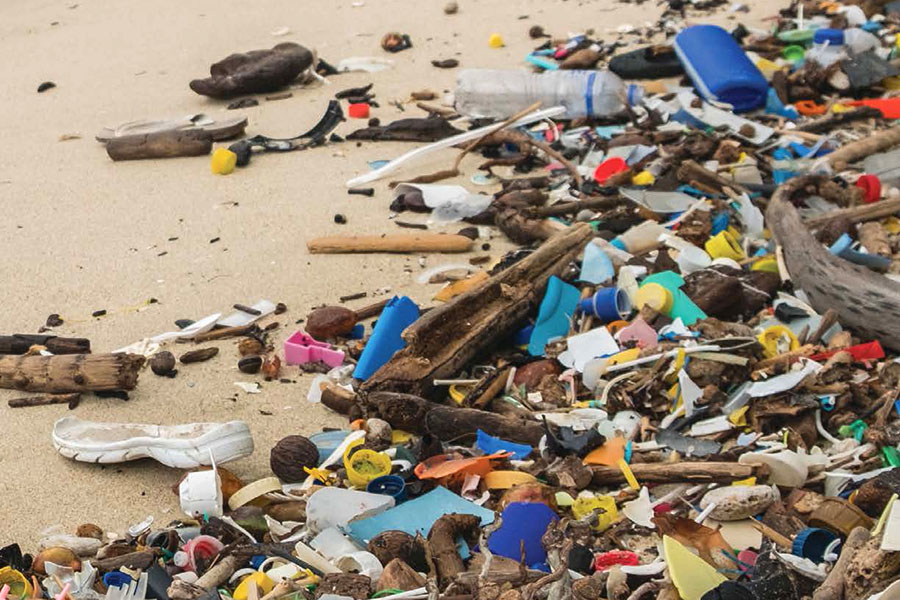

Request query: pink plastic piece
[
  {"left": 55, "top": 583, "right": 70, "bottom": 600},
  {"left": 284, "top": 331, "right": 345, "bottom": 367},
  {"left": 1, "top": 584, "right": 11, "bottom": 600},
  {"left": 616, "top": 319, "right": 659, "bottom": 349}
]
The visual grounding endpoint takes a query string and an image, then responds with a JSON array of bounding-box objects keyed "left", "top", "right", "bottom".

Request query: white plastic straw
[{"left": 346, "top": 106, "right": 567, "bottom": 187}]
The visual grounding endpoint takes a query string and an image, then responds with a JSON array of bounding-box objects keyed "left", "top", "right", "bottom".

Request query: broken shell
[
  {"left": 75, "top": 523, "right": 103, "bottom": 540},
  {"left": 699, "top": 485, "right": 779, "bottom": 521},
  {"left": 33, "top": 547, "right": 81, "bottom": 575}
]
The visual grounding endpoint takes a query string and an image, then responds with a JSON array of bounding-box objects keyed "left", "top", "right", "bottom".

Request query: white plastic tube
[{"left": 345, "top": 106, "right": 566, "bottom": 187}]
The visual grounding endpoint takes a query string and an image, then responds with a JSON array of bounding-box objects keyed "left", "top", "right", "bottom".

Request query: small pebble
[
  {"left": 444, "top": 1, "right": 458, "bottom": 14},
  {"left": 334, "top": 214, "right": 348, "bottom": 224},
  {"left": 37, "top": 81, "right": 56, "bottom": 93}
]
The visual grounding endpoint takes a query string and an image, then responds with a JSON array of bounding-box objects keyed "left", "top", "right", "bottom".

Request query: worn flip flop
[
  {"left": 609, "top": 45, "right": 684, "bottom": 80},
  {"left": 96, "top": 114, "right": 248, "bottom": 143}
]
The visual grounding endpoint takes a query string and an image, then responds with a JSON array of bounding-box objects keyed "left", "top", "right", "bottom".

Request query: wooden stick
[
  {"left": 355, "top": 299, "right": 390, "bottom": 320},
  {"left": 193, "top": 324, "right": 255, "bottom": 343},
  {"left": 8, "top": 393, "right": 81, "bottom": 409},
  {"left": 808, "top": 309, "right": 839, "bottom": 345},
  {"left": 307, "top": 234, "right": 473, "bottom": 254},
  {"left": 531, "top": 196, "right": 623, "bottom": 217},
  {"left": 590, "top": 462, "right": 758, "bottom": 485},
  {"left": 803, "top": 198, "right": 900, "bottom": 229},
  {"left": 677, "top": 160, "right": 751, "bottom": 195},
  {"left": 0, "top": 335, "right": 90, "bottom": 355},
  {"left": 0, "top": 353, "right": 143, "bottom": 393},
  {"left": 827, "top": 125, "right": 900, "bottom": 170},
  {"left": 796, "top": 106, "right": 881, "bottom": 133},
  {"left": 106, "top": 129, "right": 212, "bottom": 161}
]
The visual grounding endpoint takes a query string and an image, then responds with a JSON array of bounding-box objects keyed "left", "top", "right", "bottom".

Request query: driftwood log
[
  {"left": 106, "top": 129, "right": 213, "bottom": 161},
  {"left": 368, "top": 392, "right": 544, "bottom": 445},
  {"left": 361, "top": 224, "right": 593, "bottom": 397},
  {"left": 0, "top": 353, "right": 144, "bottom": 393},
  {"left": 812, "top": 526, "right": 870, "bottom": 600},
  {"left": 0, "top": 334, "right": 90, "bottom": 355},
  {"left": 767, "top": 176, "right": 900, "bottom": 351},
  {"left": 591, "top": 462, "right": 759, "bottom": 485}
]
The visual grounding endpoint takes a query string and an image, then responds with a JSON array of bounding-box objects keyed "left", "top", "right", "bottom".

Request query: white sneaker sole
[{"left": 52, "top": 417, "right": 254, "bottom": 469}]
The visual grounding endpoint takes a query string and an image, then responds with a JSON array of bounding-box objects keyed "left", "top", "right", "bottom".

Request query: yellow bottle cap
[
  {"left": 631, "top": 170, "right": 655, "bottom": 186},
  {"left": 488, "top": 33, "right": 504, "bottom": 48},
  {"left": 211, "top": 147, "right": 237, "bottom": 175},
  {"left": 635, "top": 283, "right": 674, "bottom": 314},
  {"left": 704, "top": 230, "right": 745, "bottom": 260}
]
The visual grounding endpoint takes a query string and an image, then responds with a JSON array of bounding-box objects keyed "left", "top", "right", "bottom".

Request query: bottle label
[{"left": 585, "top": 71, "right": 597, "bottom": 117}]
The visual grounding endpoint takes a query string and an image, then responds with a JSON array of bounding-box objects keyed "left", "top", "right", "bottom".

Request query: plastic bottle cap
[
  {"left": 348, "top": 103, "right": 370, "bottom": 119},
  {"left": 856, "top": 174, "right": 882, "bottom": 203},
  {"left": 635, "top": 283, "right": 673, "bottom": 315},
  {"left": 813, "top": 28, "right": 845, "bottom": 46},
  {"left": 344, "top": 448, "right": 392, "bottom": 488},
  {"left": 488, "top": 33, "right": 504, "bottom": 48},
  {"left": 631, "top": 171, "right": 655, "bottom": 186},
  {"left": 211, "top": 148, "right": 237, "bottom": 175},
  {"left": 792, "top": 527, "right": 839, "bottom": 563},
  {"left": 704, "top": 230, "right": 745, "bottom": 260},
  {"left": 782, "top": 45, "right": 806, "bottom": 62},
  {"left": 593, "top": 157, "right": 629, "bottom": 184}
]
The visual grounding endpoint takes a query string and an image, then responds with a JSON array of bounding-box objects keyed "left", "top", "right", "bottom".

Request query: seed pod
[
  {"left": 150, "top": 351, "right": 176, "bottom": 376},
  {"left": 238, "top": 337, "right": 264, "bottom": 356},
  {"left": 75, "top": 523, "right": 104, "bottom": 540},
  {"left": 270, "top": 435, "right": 319, "bottom": 483},
  {"left": 179, "top": 347, "right": 219, "bottom": 363},
  {"left": 33, "top": 548, "right": 80, "bottom": 575},
  {"left": 306, "top": 306, "right": 357, "bottom": 340},
  {"left": 238, "top": 355, "right": 263, "bottom": 374}
]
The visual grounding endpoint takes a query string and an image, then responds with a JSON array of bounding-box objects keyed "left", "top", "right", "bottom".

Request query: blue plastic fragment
[
  {"left": 528, "top": 276, "right": 581, "bottom": 356},
  {"left": 829, "top": 233, "right": 893, "bottom": 271},
  {"left": 354, "top": 296, "right": 420, "bottom": 380},
  {"left": 580, "top": 244, "right": 616, "bottom": 285},
  {"left": 525, "top": 54, "right": 559, "bottom": 70},
  {"left": 488, "top": 502, "right": 559, "bottom": 570},
  {"left": 347, "top": 486, "right": 495, "bottom": 545},
  {"left": 476, "top": 430, "right": 533, "bottom": 460}
]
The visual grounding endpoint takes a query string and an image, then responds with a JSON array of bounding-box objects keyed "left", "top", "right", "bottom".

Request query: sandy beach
[{"left": 0, "top": 0, "right": 780, "bottom": 548}]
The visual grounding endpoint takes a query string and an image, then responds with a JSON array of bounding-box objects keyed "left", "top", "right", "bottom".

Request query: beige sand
[{"left": 0, "top": 0, "right": 779, "bottom": 547}]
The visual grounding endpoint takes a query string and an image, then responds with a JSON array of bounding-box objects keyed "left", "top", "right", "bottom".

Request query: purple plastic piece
[{"left": 284, "top": 331, "right": 345, "bottom": 367}]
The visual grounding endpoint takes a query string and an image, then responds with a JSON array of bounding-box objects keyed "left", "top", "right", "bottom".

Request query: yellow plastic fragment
[
  {"left": 664, "top": 536, "right": 727, "bottom": 600},
  {"left": 211, "top": 147, "right": 237, "bottom": 175},
  {"left": 617, "top": 458, "right": 640, "bottom": 491},
  {"left": 488, "top": 33, "right": 504, "bottom": 48},
  {"left": 632, "top": 171, "right": 655, "bottom": 186}
]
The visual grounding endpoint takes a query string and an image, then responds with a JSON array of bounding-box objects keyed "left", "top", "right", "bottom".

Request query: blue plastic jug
[{"left": 674, "top": 25, "right": 768, "bottom": 112}]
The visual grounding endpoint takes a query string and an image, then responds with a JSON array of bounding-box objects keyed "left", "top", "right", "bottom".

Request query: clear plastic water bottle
[
  {"left": 807, "top": 29, "right": 847, "bottom": 67},
  {"left": 455, "top": 69, "right": 644, "bottom": 120}
]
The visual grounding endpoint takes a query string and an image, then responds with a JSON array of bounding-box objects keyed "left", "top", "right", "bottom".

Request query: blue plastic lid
[
  {"left": 792, "top": 528, "right": 839, "bottom": 563},
  {"left": 610, "top": 238, "right": 626, "bottom": 251},
  {"left": 813, "top": 29, "right": 845, "bottom": 46}
]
